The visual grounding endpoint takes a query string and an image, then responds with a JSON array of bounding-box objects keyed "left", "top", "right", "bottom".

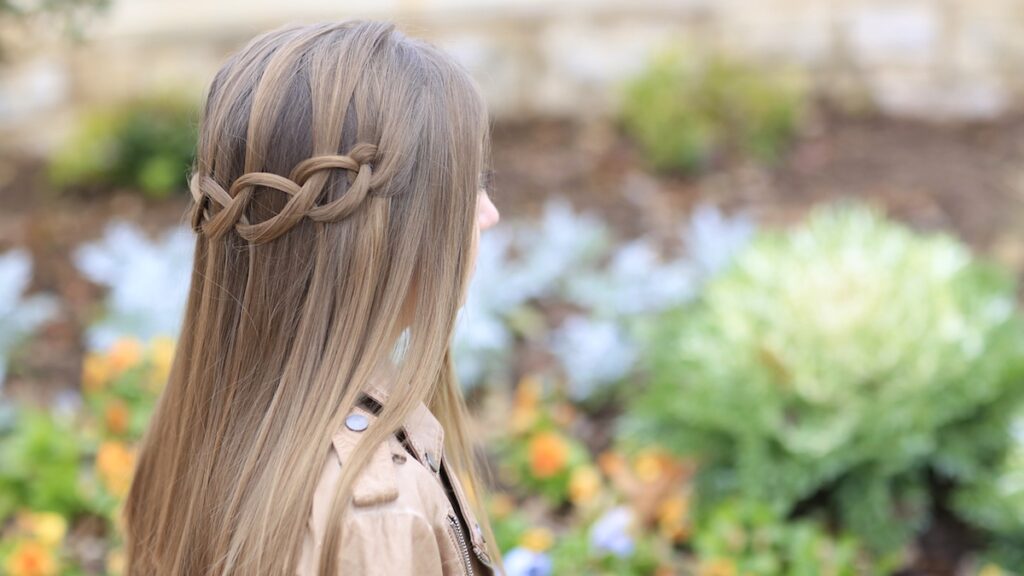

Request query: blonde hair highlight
[{"left": 123, "top": 19, "right": 502, "bottom": 575}]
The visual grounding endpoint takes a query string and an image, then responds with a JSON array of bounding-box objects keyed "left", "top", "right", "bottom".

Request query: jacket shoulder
[
  {"left": 330, "top": 403, "right": 401, "bottom": 507},
  {"left": 296, "top": 406, "right": 464, "bottom": 575},
  {"left": 327, "top": 403, "right": 449, "bottom": 518}
]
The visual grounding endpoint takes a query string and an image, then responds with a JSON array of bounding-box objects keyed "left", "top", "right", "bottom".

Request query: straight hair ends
[{"left": 122, "top": 20, "right": 503, "bottom": 575}]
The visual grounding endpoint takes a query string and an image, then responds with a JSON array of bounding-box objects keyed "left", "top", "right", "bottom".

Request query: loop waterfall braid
[{"left": 189, "top": 141, "right": 379, "bottom": 244}]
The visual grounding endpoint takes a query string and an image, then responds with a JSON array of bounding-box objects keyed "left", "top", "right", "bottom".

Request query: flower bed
[{"left": 0, "top": 202, "right": 1020, "bottom": 575}]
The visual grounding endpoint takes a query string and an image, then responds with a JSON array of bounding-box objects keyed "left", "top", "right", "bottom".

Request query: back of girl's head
[{"left": 123, "top": 20, "right": 500, "bottom": 575}]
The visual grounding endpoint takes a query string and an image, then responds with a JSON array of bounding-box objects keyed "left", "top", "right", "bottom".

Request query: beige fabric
[{"left": 295, "top": 379, "right": 496, "bottom": 575}]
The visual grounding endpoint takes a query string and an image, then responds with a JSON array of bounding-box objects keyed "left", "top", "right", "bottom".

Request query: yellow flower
[
  {"left": 514, "top": 375, "right": 542, "bottom": 411},
  {"left": 633, "top": 449, "right": 666, "bottom": 483},
  {"left": 519, "top": 527, "right": 554, "bottom": 552},
  {"left": 511, "top": 376, "right": 543, "bottom": 434},
  {"left": 551, "top": 402, "right": 576, "bottom": 427},
  {"left": 510, "top": 408, "right": 538, "bottom": 434},
  {"left": 510, "top": 410, "right": 536, "bottom": 434},
  {"left": 107, "top": 338, "right": 143, "bottom": 375},
  {"left": 106, "top": 547, "right": 126, "bottom": 576},
  {"left": 15, "top": 512, "right": 67, "bottom": 547},
  {"left": 597, "top": 450, "right": 626, "bottom": 477},
  {"left": 568, "top": 465, "right": 602, "bottom": 506},
  {"left": 5, "top": 541, "right": 58, "bottom": 576},
  {"left": 105, "top": 400, "right": 131, "bottom": 436},
  {"left": 657, "top": 493, "right": 690, "bottom": 542},
  {"left": 698, "top": 558, "right": 738, "bottom": 576},
  {"left": 147, "top": 336, "right": 176, "bottom": 389},
  {"left": 97, "top": 441, "right": 136, "bottom": 498},
  {"left": 82, "top": 353, "right": 112, "bottom": 394},
  {"left": 528, "top": 431, "right": 569, "bottom": 478},
  {"left": 488, "top": 493, "right": 515, "bottom": 519},
  {"left": 978, "top": 565, "right": 1007, "bottom": 576}
]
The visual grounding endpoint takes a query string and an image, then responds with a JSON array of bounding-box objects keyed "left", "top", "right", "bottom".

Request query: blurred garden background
[{"left": 3, "top": 0, "right": 1024, "bottom": 574}]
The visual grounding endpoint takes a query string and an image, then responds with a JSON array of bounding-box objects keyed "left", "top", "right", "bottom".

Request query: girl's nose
[{"left": 478, "top": 190, "right": 500, "bottom": 231}]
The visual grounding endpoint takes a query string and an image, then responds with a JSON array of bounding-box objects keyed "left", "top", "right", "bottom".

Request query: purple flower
[
  {"left": 503, "top": 547, "right": 552, "bottom": 576},
  {"left": 589, "top": 506, "right": 635, "bottom": 558}
]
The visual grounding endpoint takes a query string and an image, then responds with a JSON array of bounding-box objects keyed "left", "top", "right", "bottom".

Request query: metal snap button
[
  {"left": 345, "top": 413, "right": 368, "bottom": 432},
  {"left": 425, "top": 451, "right": 439, "bottom": 473}
]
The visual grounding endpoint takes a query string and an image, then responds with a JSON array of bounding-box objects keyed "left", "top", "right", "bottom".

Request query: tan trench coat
[{"left": 295, "top": 378, "right": 497, "bottom": 576}]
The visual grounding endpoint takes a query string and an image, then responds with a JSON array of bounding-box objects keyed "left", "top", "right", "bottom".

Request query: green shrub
[
  {"left": 0, "top": 408, "right": 86, "bottom": 519},
  {"left": 49, "top": 95, "right": 197, "bottom": 198},
  {"left": 620, "top": 47, "right": 806, "bottom": 174},
  {"left": 620, "top": 204, "right": 1024, "bottom": 556},
  {"left": 693, "top": 498, "right": 870, "bottom": 576}
]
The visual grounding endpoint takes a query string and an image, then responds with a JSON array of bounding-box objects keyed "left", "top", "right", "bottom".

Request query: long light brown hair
[{"left": 123, "top": 20, "right": 502, "bottom": 575}]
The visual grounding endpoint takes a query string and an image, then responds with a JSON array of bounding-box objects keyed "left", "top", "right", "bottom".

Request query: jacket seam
[{"left": 343, "top": 507, "right": 434, "bottom": 524}]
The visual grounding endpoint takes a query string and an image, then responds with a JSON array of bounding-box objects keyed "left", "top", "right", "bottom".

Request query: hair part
[{"left": 123, "top": 19, "right": 501, "bottom": 575}]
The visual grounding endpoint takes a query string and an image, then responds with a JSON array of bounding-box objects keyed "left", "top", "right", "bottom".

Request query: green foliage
[
  {"left": 48, "top": 96, "right": 198, "bottom": 198},
  {"left": 693, "top": 499, "right": 870, "bottom": 576},
  {"left": 621, "top": 203, "right": 1024, "bottom": 556},
  {"left": 547, "top": 521, "right": 662, "bottom": 576},
  {"left": 0, "top": 340, "right": 172, "bottom": 574},
  {"left": 0, "top": 409, "right": 86, "bottom": 519},
  {"left": 0, "top": 0, "right": 107, "bottom": 19},
  {"left": 953, "top": 417, "right": 1024, "bottom": 568},
  {"left": 620, "top": 47, "right": 806, "bottom": 174},
  {"left": 0, "top": 0, "right": 108, "bottom": 55},
  {"left": 487, "top": 506, "right": 532, "bottom": 554}
]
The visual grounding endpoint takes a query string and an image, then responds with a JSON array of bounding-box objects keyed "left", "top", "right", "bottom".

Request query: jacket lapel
[{"left": 360, "top": 373, "right": 445, "bottom": 472}]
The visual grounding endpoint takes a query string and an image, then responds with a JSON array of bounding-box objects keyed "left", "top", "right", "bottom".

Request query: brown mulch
[{"left": 490, "top": 112, "right": 1024, "bottom": 255}]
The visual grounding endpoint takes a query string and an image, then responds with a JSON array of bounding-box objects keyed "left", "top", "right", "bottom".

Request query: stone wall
[{"left": 2, "top": 0, "right": 1023, "bottom": 153}]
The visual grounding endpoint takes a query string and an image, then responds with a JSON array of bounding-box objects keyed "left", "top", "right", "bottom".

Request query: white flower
[
  {"left": 682, "top": 202, "right": 754, "bottom": 275},
  {"left": 502, "top": 547, "right": 552, "bottom": 576},
  {"left": 0, "top": 249, "right": 58, "bottom": 389},
  {"left": 589, "top": 505, "right": 635, "bottom": 558},
  {"left": 548, "top": 315, "right": 637, "bottom": 401},
  {"left": 454, "top": 198, "right": 610, "bottom": 388},
  {"left": 514, "top": 198, "right": 610, "bottom": 294},
  {"left": 74, "top": 221, "right": 193, "bottom": 351},
  {"left": 565, "top": 237, "right": 697, "bottom": 317}
]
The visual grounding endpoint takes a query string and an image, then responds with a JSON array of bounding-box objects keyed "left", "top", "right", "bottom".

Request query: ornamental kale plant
[
  {"left": 621, "top": 204, "right": 1024, "bottom": 555},
  {"left": 953, "top": 415, "right": 1024, "bottom": 568}
]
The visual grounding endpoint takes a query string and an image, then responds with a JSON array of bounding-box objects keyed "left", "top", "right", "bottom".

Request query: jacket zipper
[
  {"left": 438, "top": 457, "right": 494, "bottom": 570},
  {"left": 446, "top": 510, "right": 475, "bottom": 576}
]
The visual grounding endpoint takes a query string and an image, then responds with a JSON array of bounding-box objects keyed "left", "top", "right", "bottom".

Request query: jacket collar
[{"left": 360, "top": 371, "right": 445, "bottom": 470}]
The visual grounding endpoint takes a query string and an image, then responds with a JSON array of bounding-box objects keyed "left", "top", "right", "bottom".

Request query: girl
[{"left": 123, "top": 19, "right": 504, "bottom": 576}]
